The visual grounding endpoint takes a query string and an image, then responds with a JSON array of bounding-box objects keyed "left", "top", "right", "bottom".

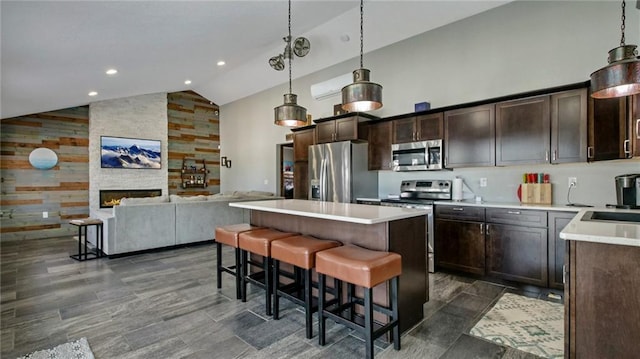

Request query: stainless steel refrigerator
[{"left": 308, "top": 141, "right": 378, "bottom": 203}]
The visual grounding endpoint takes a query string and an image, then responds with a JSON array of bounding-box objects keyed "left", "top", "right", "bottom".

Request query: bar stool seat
[
  {"left": 271, "top": 235, "right": 341, "bottom": 338},
  {"left": 238, "top": 228, "right": 297, "bottom": 316},
  {"left": 316, "top": 245, "right": 402, "bottom": 359},
  {"left": 215, "top": 224, "right": 264, "bottom": 299}
]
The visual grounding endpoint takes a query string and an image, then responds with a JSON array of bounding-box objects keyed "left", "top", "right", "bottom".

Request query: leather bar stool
[
  {"left": 271, "top": 235, "right": 342, "bottom": 339},
  {"left": 316, "top": 245, "right": 402, "bottom": 359},
  {"left": 215, "top": 224, "right": 265, "bottom": 299},
  {"left": 238, "top": 228, "right": 296, "bottom": 316}
]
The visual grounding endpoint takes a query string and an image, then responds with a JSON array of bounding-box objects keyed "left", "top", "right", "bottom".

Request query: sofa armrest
[{"left": 112, "top": 202, "right": 176, "bottom": 254}]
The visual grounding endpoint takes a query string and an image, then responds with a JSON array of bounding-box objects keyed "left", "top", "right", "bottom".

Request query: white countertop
[
  {"left": 229, "top": 199, "right": 428, "bottom": 225},
  {"left": 435, "top": 200, "right": 582, "bottom": 212},
  {"left": 560, "top": 208, "right": 640, "bottom": 247}
]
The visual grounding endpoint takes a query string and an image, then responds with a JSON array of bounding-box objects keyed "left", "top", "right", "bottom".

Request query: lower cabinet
[
  {"left": 435, "top": 206, "right": 486, "bottom": 275},
  {"left": 435, "top": 205, "right": 575, "bottom": 289}
]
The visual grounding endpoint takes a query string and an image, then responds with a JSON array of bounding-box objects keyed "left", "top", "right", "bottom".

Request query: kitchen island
[
  {"left": 560, "top": 208, "right": 640, "bottom": 358},
  {"left": 229, "top": 199, "right": 429, "bottom": 333}
]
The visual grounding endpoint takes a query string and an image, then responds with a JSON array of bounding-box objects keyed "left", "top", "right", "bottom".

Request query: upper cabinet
[
  {"left": 631, "top": 95, "right": 640, "bottom": 158},
  {"left": 496, "top": 95, "right": 551, "bottom": 166},
  {"left": 315, "top": 114, "right": 373, "bottom": 144},
  {"left": 392, "top": 113, "right": 443, "bottom": 144},
  {"left": 444, "top": 104, "right": 496, "bottom": 168},
  {"left": 368, "top": 121, "right": 392, "bottom": 171},
  {"left": 293, "top": 127, "right": 315, "bottom": 161},
  {"left": 494, "top": 88, "right": 587, "bottom": 166},
  {"left": 588, "top": 93, "right": 640, "bottom": 161},
  {"left": 551, "top": 88, "right": 588, "bottom": 163}
]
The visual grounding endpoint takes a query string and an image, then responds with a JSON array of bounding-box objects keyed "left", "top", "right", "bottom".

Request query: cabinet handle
[
  {"left": 452, "top": 207, "right": 464, "bottom": 211},
  {"left": 562, "top": 264, "right": 566, "bottom": 284},
  {"left": 444, "top": 157, "right": 448, "bottom": 167},
  {"left": 507, "top": 210, "right": 521, "bottom": 215},
  {"left": 636, "top": 119, "right": 640, "bottom": 139},
  {"left": 480, "top": 223, "right": 484, "bottom": 235},
  {"left": 587, "top": 146, "right": 594, "bottom": 159},
  {"left": 545, "top": 150, "right": 549, "bottom": 162},
  {"left": 624, "top": 139, "right": 631, "bottom": 156},
  {"left": 486, "top": 224, "right": 490, "bottom": 235},
  {"left": 552, "top": 150, "right": 557, "bottom": 161}
]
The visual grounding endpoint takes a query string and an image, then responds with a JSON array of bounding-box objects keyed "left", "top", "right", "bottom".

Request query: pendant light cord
[
  {"left": 359, "top": 0, "right": 364, "bottom": 69},
  {"left": 288, "top": 0, "right": 292, "bottom": 94},
  {"left": 620, "top": 0, "right": 626, "bottom": 46}
]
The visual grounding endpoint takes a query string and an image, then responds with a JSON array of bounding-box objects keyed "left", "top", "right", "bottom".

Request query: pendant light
[
  {"left": 274, "top": 0, "right": 308, "bottom": 127},
  {"left": 590, "top": 0, "right": 640, "bottom": 99},
  {"left": 341, "top": 0, "right": 382, "bottom": 112}
]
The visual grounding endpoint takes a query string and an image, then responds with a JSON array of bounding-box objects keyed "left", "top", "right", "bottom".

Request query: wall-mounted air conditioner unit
[{"left": 310, "top": 73, "right": 352, "bottom": 101}]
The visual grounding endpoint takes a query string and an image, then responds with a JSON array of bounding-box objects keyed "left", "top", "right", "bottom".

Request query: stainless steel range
[{"left": 381, "top": 180, "right": 452, "bottom": 273}]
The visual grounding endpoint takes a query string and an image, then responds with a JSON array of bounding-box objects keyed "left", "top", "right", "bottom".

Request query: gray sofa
[{"left": 91, "top": 192, "right": 277, "bottom": 256}]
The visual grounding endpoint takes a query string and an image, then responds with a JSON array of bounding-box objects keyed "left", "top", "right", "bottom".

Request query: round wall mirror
[{"left": 29, "top": 147, "right": 58, "bottom": 170}]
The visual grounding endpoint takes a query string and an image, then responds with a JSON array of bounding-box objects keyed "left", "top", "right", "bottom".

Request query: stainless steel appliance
[
  {"left": 381, "top": 179, "right": 452, "bottom": 273},
  {"left": 391, "top": 139, "right": 443, "bottom": 171},
  {"left": 614, "top": 174, "right": 640, "bottom": 209},
  {"left": 308, "top": 141, "right": 378, "bottom": 203}
]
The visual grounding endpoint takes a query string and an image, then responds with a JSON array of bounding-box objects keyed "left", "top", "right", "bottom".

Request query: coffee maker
[{"left": 613, "top": 174, "right": 640, "bottom": 209}]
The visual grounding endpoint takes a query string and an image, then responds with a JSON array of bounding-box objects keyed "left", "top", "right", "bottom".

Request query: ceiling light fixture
[
  {"left": 590, "top": 0, "right": 640, "bottom": 99},
  {"left": 88, "top": 91, "right": 98, "bottom": 96},
  {"left": 184, "top": 80, "right": 192, "bottom": 85},
  {"left": 273, "top": 0, "right": 308, "bottom": 127},
  {"left": 341, "top": 0, "right": 382, "bottom": 112},
  {"left": 217, "top": 60, "right": 226, "bottom": 67},
  {"left": 106, "top": 68, "right": 118, "bottom": 75}
]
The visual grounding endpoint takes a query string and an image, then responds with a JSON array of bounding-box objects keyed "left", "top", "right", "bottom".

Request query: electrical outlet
[
  {"left": 42, "top": 211, "right": 48, "bottom": 218},
  {"left": 480, "top": 178, "right": 487, "bottom": 187},
  {"left": 263, "top": 179, "right": 268, "bottom": 185},
  {"left": 568, "top": 177, "right": 577, "bottom": 187}
]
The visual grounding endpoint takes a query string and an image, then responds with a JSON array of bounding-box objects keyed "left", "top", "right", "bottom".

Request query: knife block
[{"left": 520, "top": 183, "right": 552, "bottom": 205}]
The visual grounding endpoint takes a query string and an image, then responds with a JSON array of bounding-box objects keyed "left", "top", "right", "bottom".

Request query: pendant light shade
[
  {"left": 341, "top": 68, "right": 382, "bottom": 112},
  {"left": 273, "top": 0, "right": 308, "bottom": 127},
  {"left": 274, "top": 93, "right": 307, "bottom": 127},
  {"left": 589, "top": 1, "right": 640, "bottom": 99},
  {"left": 341, "top": 0, "right": 382, "bottom": 112}
]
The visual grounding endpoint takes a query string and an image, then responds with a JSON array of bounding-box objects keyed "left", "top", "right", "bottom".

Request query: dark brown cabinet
[
  {"left": 496, "top": 96, "right": 550, "bottom": 166},
  {"left": 392, "top": 113, "right": 443, "bottom": 144},
  {"left": 588, "top": 96, "right": 628, "bottom": 161},
  {"left": 566, "top": 240, "right": 640, "bottom": 358},
  {"left": 630, "top": 94, "right": 640, "bottom": 158},
  {"left": 316, "top": 116, "right": 361, "bottom": 143},
  {"left": 551, "top": 88, "right": 588, "bottom": 163},
  {"left": 548, "top": 211, "right": 574, "bottom": 290},
  {"left": 292, "top": 127, "right": 315, "bottom": 199},
  {"left": 368, "top": 121, "right": 392, "bottom": 170},
  {"left": 485, "top": 207, "right": 548, "bottom": 287},
  {"left": 444, "top": 104, "right": 495, "bottom": 168},
  {"left": 435, "top": 206, "right": 486, "bottom": 275}
]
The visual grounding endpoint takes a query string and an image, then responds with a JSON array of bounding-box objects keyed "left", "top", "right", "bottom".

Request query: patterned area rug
[
  {"left": 470, "top": 293, "right": 564, "bottom": 358},
  {"left": 16, "top": 337, "right": 94, "bottom": 359}
]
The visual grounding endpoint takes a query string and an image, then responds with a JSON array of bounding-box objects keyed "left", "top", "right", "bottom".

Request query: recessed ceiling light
[
  {"left": 88, "top": 91, "right": 98, "bottom": 96},
  {"left": 217, "top": 60, "right": 226, "bottom": 66},
  {"left": 184, "top": 80, "right": 192, "bottom": 85},
  {"left": 106, "top": 69, "right": 118, "bottom": 75}
]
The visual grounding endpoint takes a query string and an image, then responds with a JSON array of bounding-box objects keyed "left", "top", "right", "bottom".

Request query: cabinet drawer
[
  {"left": 435, "top": 205, "right": 485, "bottom": 221},
  {"left": 486, "top": 208, "right": 547, "bottom": 227}
]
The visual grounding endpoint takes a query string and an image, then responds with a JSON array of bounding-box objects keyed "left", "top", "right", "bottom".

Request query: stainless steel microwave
[{"left": 391, "top": 139, "right": 443, "bottom": 171}]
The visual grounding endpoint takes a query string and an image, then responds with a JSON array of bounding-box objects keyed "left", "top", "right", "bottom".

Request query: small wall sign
[{"left": 28, "top": 147, "right": 58, "bottom": 170}]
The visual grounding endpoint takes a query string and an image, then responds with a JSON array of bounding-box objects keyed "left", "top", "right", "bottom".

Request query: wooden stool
[
  {"left": 316, "top": 245, "right": 402, "bottom": 359},
  {"left": 215, "top": 224, "right": 264, "bottom": 299},
  {"left": 271, "top": 235, "right": 342, "bottom": 339},
  {"left": 69, "top": 218, "right": 104, "bottom": 261},
  {"left": 238, "top": 228, "right": 296, "bottom": 316}
]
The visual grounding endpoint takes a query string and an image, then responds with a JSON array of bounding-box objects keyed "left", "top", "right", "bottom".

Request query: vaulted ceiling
[{"left": 1, "top": 1, "right": 511, "bottom": 119}]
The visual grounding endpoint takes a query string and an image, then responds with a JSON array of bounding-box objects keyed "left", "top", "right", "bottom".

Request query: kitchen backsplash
[{"left": 378, "top": 159, "right": 640, "bottom": 207}]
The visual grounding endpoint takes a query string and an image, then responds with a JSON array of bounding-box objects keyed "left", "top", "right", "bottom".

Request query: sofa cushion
[
  {"left": 232, "top": 190, "right": 275, "bottom": 198},
  {"left": 119, "top": 196, "right": 168, "bottom": 206},
  {"left": 169, "top": 194, "right": 208, "bottom": 202}
]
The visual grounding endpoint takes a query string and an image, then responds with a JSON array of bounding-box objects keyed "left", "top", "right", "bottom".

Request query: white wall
[
  {"left": 220, "top": 1, "right": 640, "bottom": 204},
  {"left": 89, "top": 93, "right": 169, "bottom": 212}
]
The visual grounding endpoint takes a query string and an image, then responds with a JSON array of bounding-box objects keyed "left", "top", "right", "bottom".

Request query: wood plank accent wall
[
  {"left": 0, "top": 107, "right": 90, "bottom": 241},
  {"left": 167, "top": 91, "right": 221, "bottom": 196}
]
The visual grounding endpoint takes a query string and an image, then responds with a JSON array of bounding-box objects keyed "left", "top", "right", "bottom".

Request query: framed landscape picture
[{"left": 100, "top": 136, "right": 161, "bottom": 169}]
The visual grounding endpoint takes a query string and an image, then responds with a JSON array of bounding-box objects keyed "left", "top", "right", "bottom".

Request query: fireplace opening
[{"left": 100, "top": 189, "right": 162, "bottom": 208}]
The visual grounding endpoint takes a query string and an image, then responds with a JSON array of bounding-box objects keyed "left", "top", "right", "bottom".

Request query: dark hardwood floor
[{"left": 1, "top": 236, "right": 545, "bottom": 358}]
